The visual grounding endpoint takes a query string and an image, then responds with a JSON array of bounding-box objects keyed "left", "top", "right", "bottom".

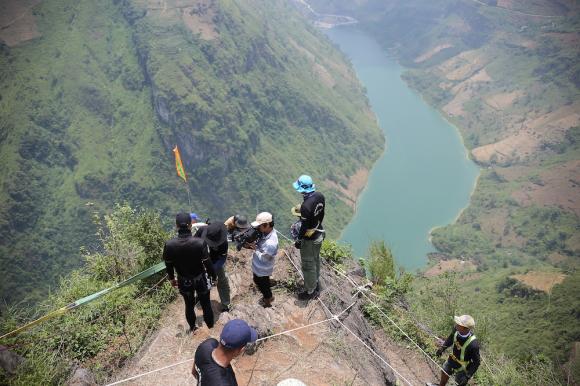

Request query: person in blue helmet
[{"left": 292, "top": 175, "right": 325, "bottom": 301}]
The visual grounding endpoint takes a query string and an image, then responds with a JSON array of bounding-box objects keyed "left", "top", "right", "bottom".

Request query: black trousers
[
  {"left": 180, "top": 290, "right": 213, "bottom": 330},
  {"left": 253, "top": 273, "right": 272, "bottom": 299},
  {"left": 178, "top": 273, "right": 214, "bottom": 329}
]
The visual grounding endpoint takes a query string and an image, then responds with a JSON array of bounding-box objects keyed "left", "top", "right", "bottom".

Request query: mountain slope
[{"left": 0, "top": 0, "right": 383, "bottom": 304}]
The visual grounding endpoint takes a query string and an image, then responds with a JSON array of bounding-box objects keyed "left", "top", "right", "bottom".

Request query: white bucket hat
[{"left": 454, "top": 315, "right": 475, "bottom": 329}]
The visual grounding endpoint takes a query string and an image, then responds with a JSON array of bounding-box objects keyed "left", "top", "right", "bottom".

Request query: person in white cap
[
  {"left": 247, "top": 212, "right": 278, "bottom": 307},
  {"left": 427, "top": 315, "right": 480, "bottom": 386}
]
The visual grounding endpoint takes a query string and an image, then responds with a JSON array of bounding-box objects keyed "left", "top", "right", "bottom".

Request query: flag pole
[{"left": 185, "top": 183, "right": 191, "bottom": 208}]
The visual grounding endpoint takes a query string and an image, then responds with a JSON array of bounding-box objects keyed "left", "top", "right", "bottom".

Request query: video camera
[{"left": 232, "top": 227, "right": 261, "bottom": 251}]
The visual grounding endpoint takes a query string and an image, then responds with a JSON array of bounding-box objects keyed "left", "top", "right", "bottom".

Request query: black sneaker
[
  {"left": 221, "top": 304, "right": 230, "bottom": 312},
  {"left": 186, "top": 326, "right": 198, "bottom": 335}
]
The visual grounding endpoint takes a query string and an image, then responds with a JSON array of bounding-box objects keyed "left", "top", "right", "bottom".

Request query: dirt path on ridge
[{"left": 108, "top": 249, "right": 439, "bottom": 385}]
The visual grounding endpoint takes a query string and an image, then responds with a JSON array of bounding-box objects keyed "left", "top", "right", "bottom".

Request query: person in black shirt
[
  {"left": 196, "top": 222, "right": 231, "bottom": 312},
  {"left": 192, "top": 319, "right": 258, "bottom": 385},
  {"left": 292, "top": 175, "right": 325, "bottom": 300},
  {"left": 428, "top": 315, "right": 480, "bottom": 386},
  {"left": 163, "top": 212, "right": 216, "bottom": 332}
]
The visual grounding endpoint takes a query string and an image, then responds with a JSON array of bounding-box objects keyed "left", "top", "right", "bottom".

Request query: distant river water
[{"left": 326, "top": 27, "right": 479, "bottom": 271}]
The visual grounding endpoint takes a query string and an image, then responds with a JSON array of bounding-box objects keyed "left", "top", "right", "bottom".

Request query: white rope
[
  {"left": 105, "top": 358, "right": 195, "bottom": 385},
  {"left": 275, "top": 229, "right": 293, "bottom": 243},
  {"left": 481, "top": 354, "right": 496, "bottom": 380},
  {"left": 105, "top": 299, "right": 357, "bottom": 385},
  {"left": 363, "top": 294, "right": 449, "bottom": 377},
  {"left": 256, "top": 317, "right": 334, "bottom": 342},
  {"left": 320, "top": 257, "right": 360, "bottom": 287},
  {"left": 106, "top": 246, "right": 433, "bottom": 386},
  {"left": 277, "top": 242, "right": 414, "bottom": 386},
  {"left": 282, "top": 249, "right": 304, "bottom": 279},
  {"left": 320, "top": 257, "right": 449, "bottom": 377},
  {"left": 316, "top": 298, "right": 414, "bottom": 386}
]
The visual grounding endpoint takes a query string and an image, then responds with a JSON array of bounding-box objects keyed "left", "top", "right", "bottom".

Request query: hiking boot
[
  {"left": 297, "top": 290, "right": 317, "bottom": 301},
  {"left": 259, "top": 297, "right": 274, "bottom": 308}
]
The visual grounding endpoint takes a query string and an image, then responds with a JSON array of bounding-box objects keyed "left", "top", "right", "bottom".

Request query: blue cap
[
  {"left": 293, "top": 175, "right": 315, "bottom": 193},
  {"left": 219, "top": 319, "right": 258, "bottom": 349},
  {"left": 190, "top": 213, "right": 200, "bottom": 221}
]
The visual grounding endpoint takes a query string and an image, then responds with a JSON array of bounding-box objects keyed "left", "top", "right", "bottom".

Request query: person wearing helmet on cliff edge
[
  {"left": 292, "top": 174, "right": 325, "bottom": 301},
  {"left": 426, "top": 314, "right": 480, "bottom": 386}
]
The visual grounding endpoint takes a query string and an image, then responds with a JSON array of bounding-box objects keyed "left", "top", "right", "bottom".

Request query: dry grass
[
  {"left": 0, "top": 0, "right": 42, "bottom": 47},
  {"left": 511, "top": 271, "right": 567, "bottom": 293},
  {"left": 471, "top": 101, "right": 580, "bottom": 165},
  {"left": 443, "top": 68, "right": 492, "bottom": 117},
  {"left": 511, "top": 160, "right": 580, "bottom": 216},
  {"left": 414, "top": 44, "right": 453, "bottom": 63},
  {"left": 484, "top": 91, "right": 523, "bottom": 110},
  {"left": 323, "top": 167, "right": 370, "bottom": 209},
  {"left": 424, "top": 259, "right": 477, "bottom": 277},
  {"left": 437, "top": 50, "right": 489, "bottom": 81}
]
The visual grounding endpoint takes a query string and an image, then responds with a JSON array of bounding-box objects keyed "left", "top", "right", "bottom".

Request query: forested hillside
[
  {"left": 0, "top": 0, "right": 383, "bottom": 304},
  {"left": 307, "top": 0, "right": 579, "bottom": 380}
]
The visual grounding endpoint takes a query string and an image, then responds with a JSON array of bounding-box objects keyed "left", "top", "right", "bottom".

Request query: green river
[{"left": 327, "top": 27, "right": 480, "bottom": 271}]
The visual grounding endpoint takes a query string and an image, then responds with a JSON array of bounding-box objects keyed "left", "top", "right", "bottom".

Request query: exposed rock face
[
  {"left": 0, "top": 346, "right": 24, "bottom": 375},
  {"left": 67, "top": 367, "right": 97, "bottom": 386}
]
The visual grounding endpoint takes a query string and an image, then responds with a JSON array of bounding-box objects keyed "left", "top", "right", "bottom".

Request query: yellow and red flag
[{"left": 173, "top": 145, "right": 187, "bottom": 182}]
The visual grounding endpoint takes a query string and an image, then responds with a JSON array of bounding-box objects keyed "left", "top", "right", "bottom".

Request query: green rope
[{"left": 1, "top": 262, "right": 167, "bottom": 340}]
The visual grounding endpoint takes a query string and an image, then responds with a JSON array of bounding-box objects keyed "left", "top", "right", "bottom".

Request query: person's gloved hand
[
  {"left": 435, "top": 347, "right": 444, "bottom": 357},
  {"left": 455, "top": 372, "right": 470, "bottom": 386},
  {"left": 294, "top": 240, "right": 302, "bottom": 249}
]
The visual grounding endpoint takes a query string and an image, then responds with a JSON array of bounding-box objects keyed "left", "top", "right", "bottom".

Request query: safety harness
[{"left": 450, "top": 331, "right": 477, "bottom": 371}]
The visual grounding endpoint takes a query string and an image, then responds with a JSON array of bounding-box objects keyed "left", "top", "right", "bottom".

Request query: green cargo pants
[
  {"left": 300, "top": 234, "right": 323, "bottom": 293},
  {"left": 215, "top": 265, "right": 230, "bottom": 307}
]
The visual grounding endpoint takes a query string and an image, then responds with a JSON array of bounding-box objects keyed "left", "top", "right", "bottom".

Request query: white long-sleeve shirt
[{"left": 251, "top": 229, "right": 278, "bottom": 277}]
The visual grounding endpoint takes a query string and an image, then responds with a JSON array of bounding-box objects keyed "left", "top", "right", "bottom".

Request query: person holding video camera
[{"left": 245, "top": 212, "right": 278, "bottom": 308}]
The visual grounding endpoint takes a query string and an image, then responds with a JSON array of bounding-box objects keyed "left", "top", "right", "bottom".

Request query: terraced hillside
[{"left": 305, "top": 0, "right": 579, "bottom": 378}]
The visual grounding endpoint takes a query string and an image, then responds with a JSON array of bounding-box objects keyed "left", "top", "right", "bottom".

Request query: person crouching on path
[
  {"left": 292, "top": 174, "right": 325, "bottom": 301},
  {"left": 196, "top": 221, "right": 232, "bottom": 312},
  {"left": 192, "top": 319, "right": 257, "bottom": 385},
  {"left": 163, "top": 212, "right": 217, "bottom": 333},
  {"left": 428, "top": 315, "right": 480, "bottom": 386},
  {"left": 246, "top": 212, "right": 278, "bottom": 308}
]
